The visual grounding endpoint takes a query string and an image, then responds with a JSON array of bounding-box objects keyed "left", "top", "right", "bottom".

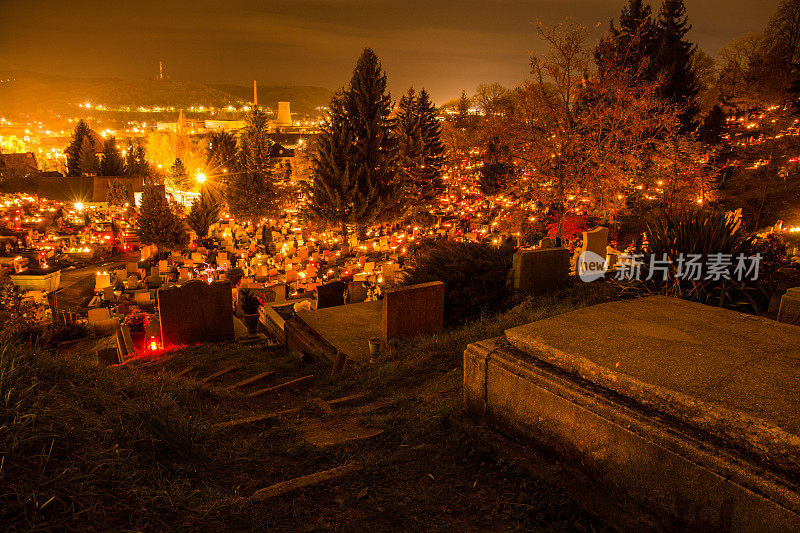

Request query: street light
[{"left": 196, "top": 172, "right": 207, "bottom": 184}]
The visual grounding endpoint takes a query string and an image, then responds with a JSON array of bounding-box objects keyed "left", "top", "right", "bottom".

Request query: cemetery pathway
[
  {"left": 114, "top": 339, "right": 623, "bottom": 531},
  {"left": 51, "top": 251, "right": 139, "bottom": 310}
]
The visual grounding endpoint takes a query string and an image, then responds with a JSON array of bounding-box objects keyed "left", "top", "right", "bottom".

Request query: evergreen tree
[
  {"left": 168, "top": 157, "right": 191, "bottom": 190},
  {"left": 308, "top": 48, "right": 398, "bottom": 233},
  {"left": 78, "top": 136, "right": 98, "bottom": 176},
  {"left": 65, "top": 120, "right": 92, "bottom": 176},
  {"left": 595, "top": 0, "right": 660, "bottom": 80},
  {"left": 99, "top": 136, "right": 124, "bottom": 176},
  {"left": 206, "top": 130, "right": 237, "bottom": 174},
  {"left": 226, "top": 107, "right": 280, "bottom": 225},
  {"left": 478, "top": 137, "right": 514, "bottom": 196},
  {"left": 656, "top": 0, "right": 700, "bottom": 132},
  {"left": 107, "top": 178, "right": 129, "bottom": 206},
  {"left": 137, "top": 182, "right": 188, "bottom": 252},
  {"left": 698, "top": 104, "right": 726, "bottom": 145},
  {"left": 185, "top": 189, "right": 221, "bottom": 238},
  {"left": 396, "top": 88, "right": 444, "bottom": 215},
  {"left": 124, "top": 141, "right": 148, "bottom": 176}
]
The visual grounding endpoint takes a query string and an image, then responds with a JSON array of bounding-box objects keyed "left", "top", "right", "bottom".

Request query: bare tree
[{"left": 507, "top": 21, "right": 678, "bottom": 236}]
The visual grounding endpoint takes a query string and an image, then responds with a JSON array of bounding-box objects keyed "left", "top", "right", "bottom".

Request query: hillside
[
  {"left": 210, "top": 84, "right": 333, "bottom": 115},
  {"left": 0, "top": 71, "right": 332, "bottom": 117},
  {"left": 0, "top": 284, "right": 616, "bottom": 530}
]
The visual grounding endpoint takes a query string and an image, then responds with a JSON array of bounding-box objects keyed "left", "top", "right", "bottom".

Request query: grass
[{"left": 0, "top": 282, "right": 618, "bottom": 531}]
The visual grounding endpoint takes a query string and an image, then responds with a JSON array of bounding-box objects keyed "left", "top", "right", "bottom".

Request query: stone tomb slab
[
  {"left": 157, "top": 280, "right": 234, "bottom": 347},
  {"left": 504, "top": 296, "right": 800, "bottom": 475},
  {"left": 296, "top": 300, "right": 381, "bottom": 364}
]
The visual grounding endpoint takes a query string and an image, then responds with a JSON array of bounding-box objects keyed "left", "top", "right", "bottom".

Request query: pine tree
[
  {"left": 206, "top": 130, "right": 237, "bottom": 175},
  {"left": 168, "top": 157, "right": 191, "bottom": 190},
  {"left": 124, "top": 141, "right": 148, "bottom": 176},
  {"left": 478, "top": 137, "right": 514, "bottom": 196},
  {"left": 78, "top": 136, "right": 98, "bottom": 176},
  {"left": 596, "top": 0, "right": 660, "bottom": 80},
  {"left": 396, "top": 88, "right": 444, "bottom": 215},
  {"left": 656, "top": 0, "right": 700, "bottom": 132},
  {"left": 107, "top": 178, "right": 129, "bottom": 206},
  {"left": 226, "top": 107, "right": 280, "bottom": 225},
  {"left": 308, "top": 48, "right": 398, "bottom": 233},
  {"left": 65, "top": 120, "right": 92, "bottom": 176},
  {"left": 99, "top": 136, "right": 124, "bottom": 176},
  {"left": 186, "top": 189, "right": 221, "bottom": 238},
  {"left": 137, "top": 182, "right": 188, "bottom": 252}
]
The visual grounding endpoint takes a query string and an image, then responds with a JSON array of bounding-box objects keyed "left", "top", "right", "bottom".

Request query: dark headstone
[
  {"left": 381, "top": 281, "right": 444, "bottom": 343},
  {"left": 513, "top": 247, "right": 570, "bottom": 294},
  {"left": 348, "top": 281, "right": 368, "bottom": 304},
  {"left": 157, "top": 280, "right": 234, "bottom": 347},
  {"left": 317, "top": 281, "right": 346, "bottom": 309}
]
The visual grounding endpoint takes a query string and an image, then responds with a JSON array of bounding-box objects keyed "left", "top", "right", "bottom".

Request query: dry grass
[{"left": 0, "top": 282, "right": 618, "bottom": 531}]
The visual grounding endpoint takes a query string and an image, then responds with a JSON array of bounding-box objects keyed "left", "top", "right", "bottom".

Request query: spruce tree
[
  {"left": 596, "top": 0, "right": 660, "bottom": 81},
  {"left": 656, "top": 0, "right": 700, "bottom": 132},
  {"left": 124, "top": 141, "right": 149, "bottom": 176},
  {"left": 308, "top": 48, "right": 398, "bottom": 233},
  {"left": 396, "top": 88, "right": 444, "bottom": 215},
  {"left": 107, "top": 178, "right": 129, "bottom": 206},
  {"left": 99, "top": 136, "right": 124, "bottom": 176},
  {"left": 78, "top": 136, "right": 98, "bottom": 176},
  {"left": 206, "top": 130, "right": 237, "bottom": 173},
  {"left": 168, "top": 157, "right": 191, "bottom": 190},
  {"left": 65, "top": 120, "right": 92, "bottom": 176},
  {"left": 186, "top": 189, "right": 221, "bottom": 238},
  {"left": 226, "top": 107, "right": 279, "bottom": 226},
  {"left": 137, "top": 182, "right": 188, "bottom": 252}
]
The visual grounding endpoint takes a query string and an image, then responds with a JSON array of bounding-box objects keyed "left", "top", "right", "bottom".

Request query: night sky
[{"left": 0, "top": 0, "right": 780, "bottom": 103}]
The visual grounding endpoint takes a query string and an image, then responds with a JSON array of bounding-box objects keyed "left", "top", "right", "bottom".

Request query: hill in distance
[{"left": 0, "top": 71, "right": 332, "bottom": 117}]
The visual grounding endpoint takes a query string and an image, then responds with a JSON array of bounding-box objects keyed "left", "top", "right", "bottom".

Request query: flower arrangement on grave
[
  {"left": 122, "top": 306, "right": 150, "bottom": 332},
  {"left": 237, "top": 288, "right": 261, "bottom": 315}
]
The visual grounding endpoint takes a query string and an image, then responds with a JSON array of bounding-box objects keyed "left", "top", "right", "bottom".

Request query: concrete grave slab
[{"left": 465, "top": 295, "right": 800, "bottom": 530}]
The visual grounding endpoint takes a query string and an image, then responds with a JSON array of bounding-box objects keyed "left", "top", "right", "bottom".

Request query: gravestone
[
  {"left": 578, "top": 227, "right": 609, "bottom": 274},
  {"left": 317, "top": 281, "right": 346, "bottom": 309},
  {"left": 348, "top": 281, "right": 368, "bottom": 303},
  {"left": 157, "top": 280, "right": 234, "bottom": 347},
  {"left": 126, "top": 262, "right": 139, "bottom": 276},
  {"left": 381, "top": 281, "right": 444, "bottom": 344},
  {"left": 513, "top": 247, "right": 571, "bottom": 294},
  {"left": 97, "top": 336, "right": 121, "bottom": 365},
  {"left": 778, "top": 287, "right": 800, "bottom": 325},
  {"left": 88, "top": 307, "right": 111, "bottom": 335}
]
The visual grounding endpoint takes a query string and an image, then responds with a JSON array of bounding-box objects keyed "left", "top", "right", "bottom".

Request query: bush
[
  {"left": 400, "top": 240, "right": 514, "bottom": 325},
  {"left": 644, "top": 209, "right": 767, "bottom": 312}
]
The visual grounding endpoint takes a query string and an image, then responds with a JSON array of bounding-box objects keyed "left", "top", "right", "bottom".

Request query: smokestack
[{"left": 253, "top": 80, "right": 258, "bottom": 107}]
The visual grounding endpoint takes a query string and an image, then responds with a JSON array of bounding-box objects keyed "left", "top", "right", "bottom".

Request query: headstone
[
  {"left": 513, "top": 248, "right": 571, "bottom": 294},
  {"left": 126, "top": 262, "right": 139, "bottom": 276},
  {"left": 95, "top": 271, "right": 111, "bottom": 292},
  {"left": 317, "top": 281, "right": 346, "bottom": 309},
  {"left": 116, "top": 324, "right": 134, "bottom": 358},
  {"left": 94, "top": 317, "right": 120, "bottom": 337},
  {"left": 539, "top": 237, "right": 555, "bottom": 249},
  {"left": 381, "top": 281, "right": 444, "bottom": 344},
  {"left": 158, "top": 260, "right": 168, "bottom": 273},
  {"left": 157, "top": 280, "right": 234, "bottom": 347},
  {"left": 778, "top": 287, "right": 800, "bottom": 325},
  {"left": 97, "top": 336, "right": 121, "bottom": 365},
  {"left": 578, "top": 227, "right": 609, "bottom": 274},
  {"left": 88, "top": 307, "right": 111, "bottom": 335},
  {"left": 348, "top": 281, "right": 368, "bottom": 304}
]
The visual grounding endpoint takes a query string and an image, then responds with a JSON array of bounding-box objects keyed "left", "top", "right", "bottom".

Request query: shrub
[
  {"left": 227, "top": 267, "right": 244, "bottom": 288},
  {"left": 644, "top": 209, "right": 767, "bottom": 312},
  {"left": 400, "top": 240, "right": 514, "bottom": 325},
  {"left": 237, "top": 288, "right": 261, "bottom": 314}
]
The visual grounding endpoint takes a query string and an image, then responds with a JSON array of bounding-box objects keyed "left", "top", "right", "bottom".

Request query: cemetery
[{"left": 6, "top": 3, "right": 800, "bottom": 525}]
